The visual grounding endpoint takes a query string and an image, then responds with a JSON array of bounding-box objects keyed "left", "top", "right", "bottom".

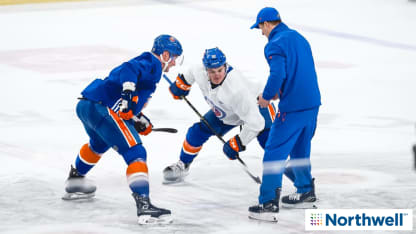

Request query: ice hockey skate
[
  {"left": 281, "top": 178, "right": 317, "bottom": 209},
  {"left": 62, "top": 165, "right": 96, "bottom": 201},
  {"left": 163, "top": 160, "right": 190, "bottom": 184},
  {"left": 248, "top": 188, "right": 280, "bottom": 222},
  {"left": 132, "top": 192, "right": 173, "bottom": 225}
]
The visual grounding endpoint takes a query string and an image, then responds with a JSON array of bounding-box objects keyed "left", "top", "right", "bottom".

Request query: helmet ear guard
[{"left": 202, "top": 47, "right": 226, "bottom": 69}]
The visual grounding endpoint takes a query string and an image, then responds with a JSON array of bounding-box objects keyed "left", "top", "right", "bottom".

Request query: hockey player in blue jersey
[
  {"left": 63, "top": 35, "right": 183, "bottom": 225},
  {"left": 163, "top": 47, "right": 277, "bottom": 183},
  {"left": 248, "top": 7, "right": 321, "bottom": 222}
]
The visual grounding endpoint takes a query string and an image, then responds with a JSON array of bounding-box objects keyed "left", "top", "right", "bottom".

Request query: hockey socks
[
  {"left": 75, "top": 143, "right": 102, "bottom": 175},
  {"left": 126, "top": 160, "right": 149, "bottom": 196}
]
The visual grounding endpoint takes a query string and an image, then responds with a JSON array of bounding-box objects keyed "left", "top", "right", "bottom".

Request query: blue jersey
[
  {"left": 262, "top": 23, "right": 321, "bottom": 113},
  {"left": 81, "top": 52, "right": 162, "bottom": 115}
]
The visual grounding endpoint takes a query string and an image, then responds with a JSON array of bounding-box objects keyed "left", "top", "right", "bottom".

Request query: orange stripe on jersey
[
  {"left": 183, "top": 140, "right": 202, "bottom": 154},
  {"left": 108, "top": 108, "right": 137, "bottom": 147},
  {"left": 79, "top": 143, "right": 101, "bottom": 164},
  {"left": 268, "top": 104, "right": 276, "bottom": 122},
  {"left": 126, "top": 161, "right": 148, "bottom": 176}
]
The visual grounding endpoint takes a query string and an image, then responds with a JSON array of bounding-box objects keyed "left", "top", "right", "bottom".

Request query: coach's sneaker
[
  {"left": 248, "top": 188, "right": 280, "bottom": 222},
  {"left": 281, "top": 178, "right": 317, "bottom": 209},
  {"left": 62, "top": 165, "right": 96, "bottom": 200},
  {"left": 163, "top": 160, "right": 190, "bottom": 183},
  {"left": 132, "top": 193, "right": 172, "bottom": 225}
]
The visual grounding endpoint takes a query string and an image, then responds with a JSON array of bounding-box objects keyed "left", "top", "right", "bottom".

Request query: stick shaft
[{"left": 163, "top": 74, "right": 261, "bottom": 184}]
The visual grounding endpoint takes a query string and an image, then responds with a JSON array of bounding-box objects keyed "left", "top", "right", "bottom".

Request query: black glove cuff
[{"left": 235, "top": 135, "right": 246, "bottom": 151}]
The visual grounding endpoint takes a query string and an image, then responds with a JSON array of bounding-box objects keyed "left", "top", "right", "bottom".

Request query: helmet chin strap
[{"left": 160, "top": 54, "right": 172, "bottom": 73}]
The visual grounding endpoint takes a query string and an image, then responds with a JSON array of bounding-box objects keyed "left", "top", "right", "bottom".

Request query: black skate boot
[
  {"left": 248, "top": 188, "right": 280, "bottom": 222},
  {"left": 132, "top": 192, "right": 172, "bottom": 225},
  {"left": 281, "top": 178, "right": 317, "bottom": 209},
  {"left": 62, "top": 165, "right": 96, "bottom": 200},
  {"left": 163, "top": 160, "right": 190, "bottom": 184}
]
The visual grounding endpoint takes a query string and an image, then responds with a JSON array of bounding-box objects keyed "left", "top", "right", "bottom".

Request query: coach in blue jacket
[{"left": 248, "top": 7, "right": 321, "bottom": 222}]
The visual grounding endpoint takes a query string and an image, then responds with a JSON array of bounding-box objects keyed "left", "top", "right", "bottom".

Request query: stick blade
[{"left": 152, "top": 128, "right": 178, "bottom": 133}]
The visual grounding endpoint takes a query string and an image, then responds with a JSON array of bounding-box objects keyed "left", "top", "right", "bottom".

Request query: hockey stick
[
  {"left": 152, "top": 128, "right": 178, "bottom": 133},
  {"left": 132, "top": 116, "right": 178, "bottom": 134},
  {"left": 163, "top": 74, "right": 261, "bottom": 184}
]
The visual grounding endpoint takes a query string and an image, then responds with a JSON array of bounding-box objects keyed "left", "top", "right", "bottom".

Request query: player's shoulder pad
[
  {"left": 222, "top": 69, "right": 251, "bottom": 95},
  {"left": 131, "top": 52, "right": 160, "bottom": 69}
]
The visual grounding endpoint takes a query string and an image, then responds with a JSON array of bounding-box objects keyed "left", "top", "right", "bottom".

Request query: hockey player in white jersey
[{"left": 163, "top": 47, "right": 276, "bottom": 183}]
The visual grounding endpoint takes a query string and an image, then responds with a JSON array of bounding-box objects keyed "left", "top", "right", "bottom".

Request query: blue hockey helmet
[
  {"left": 202, "top": 47, "right": 226, "bottom": 69},
  {"left": 152, "top": 34, "right": 183, "bottom": 57}
]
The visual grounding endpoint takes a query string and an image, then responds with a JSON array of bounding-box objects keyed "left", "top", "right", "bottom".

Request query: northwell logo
[{"left": 305, "top": 209, "right": 413, "bottom": 230}]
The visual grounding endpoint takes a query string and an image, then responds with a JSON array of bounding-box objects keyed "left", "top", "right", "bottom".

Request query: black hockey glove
[{"left": 133, "top": 113, "right": 152, "bottom": 136}]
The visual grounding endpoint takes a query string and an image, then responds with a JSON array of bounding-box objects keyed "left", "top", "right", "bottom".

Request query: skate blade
[
  {"left": 138, "top": 214, "right": 173, "bottom": 225},
  {"left": 248, "top": 212, "right": 278, "bottom": 223},
  {"left": 162, "top": 178, "right": 184, "bottom": 185},
  {"left": 62, "top": 192, "right": 95, "bottom": 201},
  {"left": 162, "top": 174, "right": 185, "bottom": 184},
  {"left": 281, "top": 202, "right": 317, "bottom": 209}
]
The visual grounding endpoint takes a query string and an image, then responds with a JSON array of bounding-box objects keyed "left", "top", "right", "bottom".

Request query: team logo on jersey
[{"left": 204, "top": 97, "right": 226, "bottom": 119}]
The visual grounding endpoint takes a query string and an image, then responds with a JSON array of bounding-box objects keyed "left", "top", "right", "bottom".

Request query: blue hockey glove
[
  {"left": 119, "top": 82, "right": 137, "bottom": 120},
  {"left": 169, "top": 74, "right": 191, "bottom": 100},
  {"left": 223, "top": 135, "right": 246, "bottom": 160},
  {"left": 133, "top": 113, "right": 153, "bottom": 136}
]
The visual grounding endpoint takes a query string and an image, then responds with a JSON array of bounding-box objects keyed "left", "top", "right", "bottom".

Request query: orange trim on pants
[
  {"left": 79, "top": 143, "right": 101, "bottom": 164},
  {"left": 108, "top": 108, "right": 137, "bottom": 147}
]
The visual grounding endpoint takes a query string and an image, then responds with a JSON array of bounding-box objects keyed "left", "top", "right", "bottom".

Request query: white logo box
[{"left": 305, "top": 209, "right": 413, "bottom": 231}]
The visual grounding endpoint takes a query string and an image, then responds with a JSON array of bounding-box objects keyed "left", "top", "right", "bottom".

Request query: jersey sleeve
[
  {"left": 118, "top": 62, "right": 141, "bottom": 86},
  {"left": 180, "top": 65, "right": 200, "bottom": 85},
  {"left": 227, "top": 75, "right": 265, "bottom": 146},
  {"left": 262, "top": 45, "right": 286, "bottom": 100}
]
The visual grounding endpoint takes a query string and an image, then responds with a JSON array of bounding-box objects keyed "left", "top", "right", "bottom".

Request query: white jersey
[{"left": 182, "top": 64, "right": 265, "bottom": 146}]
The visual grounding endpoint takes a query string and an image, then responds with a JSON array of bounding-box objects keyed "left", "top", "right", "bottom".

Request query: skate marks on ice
[
  {"left": 318, "top": 113, "right": 414, "bottom": 129},
  {"left": 313, "top": 168, "right": 395, "bottom": 190},
  {"left": 311, "top": 168, "right": 416, "bottom": 209},
  {"left": 0, "top": 111, "right": 51, "bottom": 126},
  {"left": 156, "top": 160, "right": 306, "bottom": 233},
  {"left": 0, "top": 46, "right": 135, "bottom": 74},
  {"left": 0, "top": 175, "right": 192, "bottom": 234}
]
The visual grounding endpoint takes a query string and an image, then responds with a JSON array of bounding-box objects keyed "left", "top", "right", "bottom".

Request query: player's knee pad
[
  {"left": 184, "top": 122, "right": 213, "bottom": 147},
  {"left": 122, "top": 144, "right": 147, "bottom": 165},
  {"left": 89, "top": 138, "right": 109, "bottom": 154}
]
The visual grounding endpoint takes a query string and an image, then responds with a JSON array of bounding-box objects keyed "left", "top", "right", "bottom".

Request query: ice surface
[{"left": 1, "top": 0, "right": 415, "bottom": 233}]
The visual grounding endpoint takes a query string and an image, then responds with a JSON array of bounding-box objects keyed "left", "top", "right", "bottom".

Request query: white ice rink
[{"left": 1, "top": 0, "right": 416, "bottom": 233}]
